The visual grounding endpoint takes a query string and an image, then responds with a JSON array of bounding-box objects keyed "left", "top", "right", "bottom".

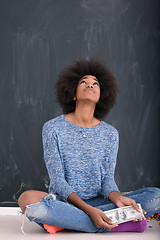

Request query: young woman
[{"left": 18, "top": 58, "right": 160, "bottom": 233}]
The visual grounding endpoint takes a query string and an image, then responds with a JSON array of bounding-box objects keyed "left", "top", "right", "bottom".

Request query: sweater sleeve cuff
[
  {"left": 103, "top": 181, "right": 120, "bottom": 199},
  {"left": 105, "top": 186, "right": 120, "bottom": 199},
  {"left": 64, "top": 189, "right": 75, "bottom": 202},
  {"left": 57, "top": 184, "right": 75, "bottom": 202}
]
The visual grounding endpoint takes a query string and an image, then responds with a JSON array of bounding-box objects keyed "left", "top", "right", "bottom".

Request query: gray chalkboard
[{"left": 0, "top": 0, "right": 159, "bottom": 206}]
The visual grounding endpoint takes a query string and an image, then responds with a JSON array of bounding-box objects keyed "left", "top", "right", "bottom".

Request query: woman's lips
[{"left": 84, "top": 89, "right": 94, "bottom": 93}]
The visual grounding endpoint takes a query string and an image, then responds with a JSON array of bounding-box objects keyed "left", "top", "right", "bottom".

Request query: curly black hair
[{"left": 55, "top": 57, "right": 118, "bottom": 120}]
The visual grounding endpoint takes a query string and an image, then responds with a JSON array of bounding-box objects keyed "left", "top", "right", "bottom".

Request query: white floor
[{"left": 0, "top": 207, "right": 160, "bottom": 240}]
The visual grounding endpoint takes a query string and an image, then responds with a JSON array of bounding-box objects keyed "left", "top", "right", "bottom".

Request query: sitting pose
[{"left": 18, "top": 58, "right": 160, "bottom": 233}]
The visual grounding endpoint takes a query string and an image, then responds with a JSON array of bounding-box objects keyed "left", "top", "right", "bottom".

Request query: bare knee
[
  {"left": 18, "top": 190, "right": 48, "bottom": 213},
  {"left": 18, "top": 190, "right": 33, "bottom": 213}
]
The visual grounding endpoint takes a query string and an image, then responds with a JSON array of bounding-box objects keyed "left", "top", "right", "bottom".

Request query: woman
[{"left": 18, "top": 58, "right": 160, "bottom": 233}]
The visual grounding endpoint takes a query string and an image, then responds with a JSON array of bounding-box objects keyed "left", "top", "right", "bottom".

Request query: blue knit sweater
[{"left": 42, "top": 114, "right": 119, "bottom": 201}]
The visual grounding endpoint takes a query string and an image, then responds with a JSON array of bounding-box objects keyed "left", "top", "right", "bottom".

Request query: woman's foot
[{"left": 43, "top": 224, "right": 64, "bottom": 234}]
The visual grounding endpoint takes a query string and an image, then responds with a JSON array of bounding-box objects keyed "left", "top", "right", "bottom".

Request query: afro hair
[{"left": 55, "top": 57, "right": 118, "bottom": 119}]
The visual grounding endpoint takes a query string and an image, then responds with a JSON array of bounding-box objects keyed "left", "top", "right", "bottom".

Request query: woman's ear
[{"left": 73, "top": 97, "right": 76, "bottom": 100}]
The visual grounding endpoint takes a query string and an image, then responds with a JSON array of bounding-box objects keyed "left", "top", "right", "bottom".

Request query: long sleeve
[
  {"left": 42, "top": 122, "right": 75, "bottom": 201},
  {"left": 101, "top": 129, "right": 120, "bottom": 199}
]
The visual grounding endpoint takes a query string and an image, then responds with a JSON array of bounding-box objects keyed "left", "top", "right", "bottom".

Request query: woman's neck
[{"left": 72, "top": 102, "right": 99, "bottom": 128}]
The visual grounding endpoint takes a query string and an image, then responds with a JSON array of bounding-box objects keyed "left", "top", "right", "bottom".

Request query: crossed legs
[{"left": 18, "top": 187, "right": 160, "bottom": 233}]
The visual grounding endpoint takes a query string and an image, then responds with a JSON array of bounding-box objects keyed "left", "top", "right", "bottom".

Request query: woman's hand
[
  {"left": 108, "top": 191, "right": 147, "bottom": 222},
  {"left": 67, "top": 192, "right": 118, "bottom": 229},
  {"left": 87, "top": 206, "right": 118, "bottom": 229},
  {"left": 117, "top": 195, "right": 146, "bottom": 221}
]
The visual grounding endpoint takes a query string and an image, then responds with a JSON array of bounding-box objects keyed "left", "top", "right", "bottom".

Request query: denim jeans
[{"left": 25, "top": 187, "right": 160, "bottom": 233}]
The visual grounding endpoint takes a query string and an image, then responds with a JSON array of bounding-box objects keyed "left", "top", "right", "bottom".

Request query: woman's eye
[
  {"left": 94, "top": 82, "right": 100, "bottom": 86},
  {"left": 80, "top": 80, "right": 86, "bottom": 84},
  {"left": 80, "top": 80, "right": 99, "bottom": 86}
]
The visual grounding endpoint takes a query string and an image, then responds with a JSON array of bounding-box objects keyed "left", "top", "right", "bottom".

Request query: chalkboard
[{"left": 0, "top": 0, "right": 159, "bottom": 207}]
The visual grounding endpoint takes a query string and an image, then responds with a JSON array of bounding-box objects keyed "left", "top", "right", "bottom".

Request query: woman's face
[{"left": 74, "top": 75, "right": 100, "bottom": 104}]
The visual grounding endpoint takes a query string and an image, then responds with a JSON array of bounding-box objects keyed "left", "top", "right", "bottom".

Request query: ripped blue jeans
[{"left": 25, "top": 187, "right": 160, "bottom": 233}]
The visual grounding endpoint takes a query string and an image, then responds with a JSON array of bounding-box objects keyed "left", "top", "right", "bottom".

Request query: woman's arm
[
  {"left": 101, "top": 129, "right": 120, "bottom": 198},
  {"left": 67, "top": 192, "right": 118, "bottom": 229},
  {"left": 102, "top": 129, "right": 146, "bottom": 220},
  {"left": 42, "top": 122, "right": 74, "bottom": 201}
]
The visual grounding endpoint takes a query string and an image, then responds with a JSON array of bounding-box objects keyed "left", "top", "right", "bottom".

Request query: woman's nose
[{"left": 87, "top": 84, "right": 93, "bottom": 88}]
